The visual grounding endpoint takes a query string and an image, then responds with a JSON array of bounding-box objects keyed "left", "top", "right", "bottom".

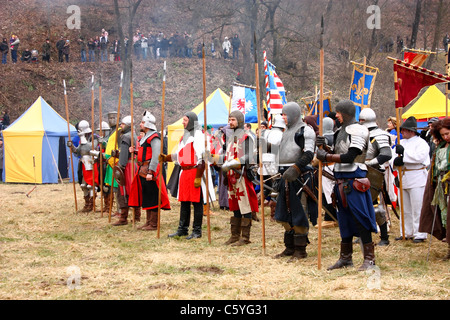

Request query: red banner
[
  {"left": 403, "top": 52, "right": 428, "bottom": 67},
  {"left": 394, "top": 60, "right": 450, "bottom": 108}
]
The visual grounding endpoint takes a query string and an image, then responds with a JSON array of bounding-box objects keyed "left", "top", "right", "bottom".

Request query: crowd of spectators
[{"left": 0, "top": 28, "right": 243, "bottom": 64}]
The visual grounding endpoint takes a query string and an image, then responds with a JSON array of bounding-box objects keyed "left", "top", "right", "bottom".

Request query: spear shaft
[
  {"left": 99, "top": 74, "right": 104, "bottom": 216},
  {"left": 63, "top": 80, "right": 78, "bottom": 212},
  {"left": 202, "top": 42, "right": 212, "bottom": 244},
  {"left": 108, "top": 71, "right": 124, "bottom": 223},
  {"left": 254, "top": 32, "right": 266, "bottom": 254},
  {"left": 91, "top": 75, "right": 97, "bottom": 213},
  {"left": 157, "top": 61, "right": 167, "bottom": 239}
]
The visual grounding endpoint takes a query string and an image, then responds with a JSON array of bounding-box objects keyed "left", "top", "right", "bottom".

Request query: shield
[
  {"left": 113, "top": 165, "right": 125, "bottom": 186},
  {"left": 367, "top": 166, "right": 384, "bottom": 201}
]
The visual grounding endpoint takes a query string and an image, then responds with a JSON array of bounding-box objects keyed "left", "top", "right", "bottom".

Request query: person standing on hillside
[
  {"left": 42, "top": 39, "right": 51, "bottom": 63},
  {"left": 222, "top": 37, "right": 231, "bottom": 60},
  {"left": 231, "top": 34, "right": 241, "bottom": 60},
  {"left": 87, "top": 38, "right": 95, "bottom": 62},
  {"left": 393, "top": 116, "right": 430, "bottom": 243},
  {"left": 63, "top": 40, "right": 70, "bottom": 62},
  {"left": 1, "top": 38, "right": 9, "bottom": 64},
  {"left": 100, "top": 34, "right": 108, "bottom": 62},
  {"left": 9, "top": 35, "right": 20, "bottom": 64},
  {"left": 78, "top": 37, "right": 87, "bottom": 63},
  {"left": 56, "top": 36, "right": 65, "bottom": 63},
  {"left": 159, "top": 112, "right": 215, "bottom": 240}
]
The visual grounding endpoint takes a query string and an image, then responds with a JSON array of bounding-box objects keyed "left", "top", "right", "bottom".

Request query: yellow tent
[
  {"left": 166, "top": 88, "right": 231, "bottom": 178},
  {"left": 2, "top": 97, "right": 77, "bottom": 183},
  {"left": 402, "top": 85, "right": 450, "bottom": 120}
]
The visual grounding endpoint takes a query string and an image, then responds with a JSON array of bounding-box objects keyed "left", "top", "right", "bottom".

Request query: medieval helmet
[
  {"left": 229, "top": 110, "right": 245, "bottom": 129},
  {"left": 96, "top": 121, "right": 110, "bottom": 131},
  {"left": 359, "top": 108, "right": 377, "bottom": 128},
  {"left": 282, "top": 102, "right": 302, "bottom": 128},
  {"left": 183, "top": 111, "right": 198, "bottom": 132},
  {"left": 323, "top": 117, "right": 334, "bottom": 136},
  {"left": 272, "top": 114, "right": 286, "bottom": 130},
  {"left": 121, "top": 115, "right": 132, "bottom": 127},
  {"left": 107, "top": 111, "right": 118, "bottom": 127},
  {"left": 335, "top": 100, "right": 356, "bottom": 125},
  {"left": 142, "top": 111, "right": 157, "bottom": 130},
  {"left": 78, "top": 120, "right": 92, "bottom": 135}
]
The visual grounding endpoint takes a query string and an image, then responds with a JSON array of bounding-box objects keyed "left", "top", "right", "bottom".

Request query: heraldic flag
[
  {"left": 264, "top": 51, "right": 287, "bottom": 115},
  {"left": 231, "top": 85, "right": 258, "bottom": 123},
  {"left": 349, "top": 65, "right": 377, "bottom": 121},
  {"left": 403, "top": 51, "right": 428, "bottom": 67},
  {"left": 392, "top": 58, "right": 450, "bottom": 109}
]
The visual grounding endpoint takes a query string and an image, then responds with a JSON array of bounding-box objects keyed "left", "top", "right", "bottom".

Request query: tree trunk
[
  {"left": 410, "top": 0, "right": 422, "bottom": 49},
  {"left": 425, "top": 0, "right": 444, "bottom": 69}
]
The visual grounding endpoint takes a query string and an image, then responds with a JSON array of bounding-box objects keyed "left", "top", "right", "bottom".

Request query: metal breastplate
[
  {"left": 278, "top": 123, "right": 304, "bottom": 165},
  {"left": 334, "top": 124, "right": 369, "bottom": 172}
]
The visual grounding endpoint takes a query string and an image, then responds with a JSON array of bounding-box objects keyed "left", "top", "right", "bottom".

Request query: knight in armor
[
  {"left": 67, "top": 120, "right": 100, "bottom": 213},
  {"left": 129, "top": 111, "right": 171, "bottom": 231},
  {"left": 111, "top": 116, "right": 141, "bottom": 226},
  {"left": 359, "top": 108, "right": 393, "bottom": 246},
  {"left": 263, "top": 114, "right": 286, "bottom": 221},
  {"left": 316, "top": 100, "right": 378, "bottom": 271},
  {"left": 103, "top": 111, "right": 120, "bottom": 216},
  {"left": 319, "top": 117, "right": 338, "bottom": 228},
  {"left": 92, "top": 121, "right": 111, "bottom": 214},
  {"left": 273, "top": 102, "right": 316, "bottom": 261},
  {"left": 159, "top": 111, "right": 216, "bottom": 239},
  {"left": 209, "top": 110, "right": 259, "bottom": 246}
]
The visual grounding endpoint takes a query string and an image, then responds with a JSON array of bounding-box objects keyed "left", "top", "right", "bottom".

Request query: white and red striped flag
[{"left": 264, "top": 51, "right": 287, "bottom": 117}]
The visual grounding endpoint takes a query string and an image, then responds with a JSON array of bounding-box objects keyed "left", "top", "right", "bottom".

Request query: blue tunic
[{"left": 334, "top": 168, "right": 378, "bottom": 238}]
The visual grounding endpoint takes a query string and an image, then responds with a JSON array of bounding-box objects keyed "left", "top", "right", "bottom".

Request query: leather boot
[
  {"left": 102, "top": 194, "right": 111, "bottom": 213},
  {"left": 187, "top": 202, "right": 203, "bottom": 239},
  {"left": 377, "top": 222, "right": 390, "bottom": 246},
  {"left": 232, "top": 217, "right": 252, "bottom": 246},
  {"left": 85, "top": 196, "right": 94, "bottom": 213},
  {"left": 224, "top": 217, "right": 241, "bottom": 245},
  {"left": 140, "top": 211, "right": 158, "bottom": 231},
  {"left": 288, "top": 234, "right": 308, "bottom": 262},
  {"left": 79, "top": 195, "right": 91, "bottom": 213},
  {"left": 168, "top": 203, "right": 190, "bottom": 237},
  {"left": 274, "top": 231, "right": 295, "bottom": 258},
  {"left": 134, "top": 207, "right": 141, "bottom": 222},
  {"left": 112, "top": 208, "right": 129, "bottom": 226},
  {"left": 358, "top": 242, "right": 376, "bottom": 271},
  {"left": 327, "top": 242, "right": 354, "bottom": 270}
]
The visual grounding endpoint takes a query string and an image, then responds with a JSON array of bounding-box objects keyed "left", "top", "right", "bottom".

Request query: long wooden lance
[
  {"left": 157, "top": 61, "right": 167, "bottom": 239},
  {"left": 393, "top": 66, "right": 406, "bottom": 240},
  {"left": 130, "top": 67, "right": 136, "bottom": 229},
  {"left": 108, "top": 71, "right": 124, "bottom": 223},
  {"left": 253, "top": 32, "right": 266, "bottom": 254},
  {"left": 63, "top": 79, "right": 78, "bottom": 212},
  {"left": 317, "top": 15, "right": 325, "bottom": 270},
  {"left": 202, "top": 41, "right": 212, "bottom": 244},
  {"left": 90, "top": 74, "right": 97, "bottom": 213},
  {"left": 98, "top": 74, "right": 104, "bottom": 216}
]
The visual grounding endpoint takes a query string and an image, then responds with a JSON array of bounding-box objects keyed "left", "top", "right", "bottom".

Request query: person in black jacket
[
  {"left": 231, "top": 34, "right": 241, "bottom": 60},
  {"left": 0, "top": 38, "right": 8, "bottom": 64},
  {"left": 56, "top": 36, "right": 66, "bottom": 62}
]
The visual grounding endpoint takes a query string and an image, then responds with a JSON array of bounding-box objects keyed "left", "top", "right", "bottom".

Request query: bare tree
[{"left": 409, "top": 0, "right": 422, "bottom": 48}]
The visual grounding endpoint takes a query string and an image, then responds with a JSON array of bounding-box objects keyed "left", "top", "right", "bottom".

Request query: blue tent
[{"left": 2, "top": 96, "right": 78, "bottom": 183}]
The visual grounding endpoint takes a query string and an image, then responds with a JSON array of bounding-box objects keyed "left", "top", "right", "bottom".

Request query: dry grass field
[{"left": 0, "top": 182, "right": 448, "bottom": 301}]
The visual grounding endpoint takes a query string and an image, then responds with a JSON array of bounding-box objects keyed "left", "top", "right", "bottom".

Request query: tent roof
[
  {"left": 168, "top": 88, "right": 231, "bottom": 129},
  {"left": 3, "top": 96, "right": 77, "bottom": 137},
  {"left": 402, "top": 85, "right": 450, "bottom": 120}
]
